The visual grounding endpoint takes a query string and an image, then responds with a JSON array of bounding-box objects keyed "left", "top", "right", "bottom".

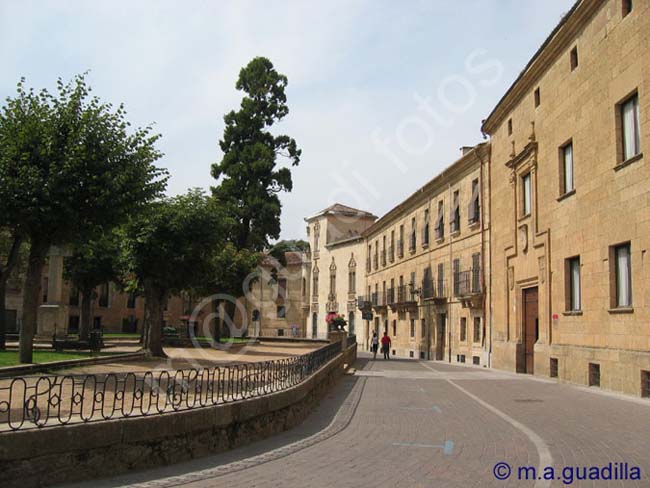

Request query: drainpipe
[
  {"left": 447, "top": 180, "right": 453, "bottom": 363},
  {"left": 478, "top": 144, "right": 491, "bottom": 368}
]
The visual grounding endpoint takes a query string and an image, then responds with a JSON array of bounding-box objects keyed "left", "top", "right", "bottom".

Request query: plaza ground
[{"left": 62, "top": 352, "right": 650, "bottom": 488}]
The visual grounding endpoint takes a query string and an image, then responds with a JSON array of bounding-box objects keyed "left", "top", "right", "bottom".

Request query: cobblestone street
[{"left": 65, "top": 354, "right": 650, "bottom": 488}]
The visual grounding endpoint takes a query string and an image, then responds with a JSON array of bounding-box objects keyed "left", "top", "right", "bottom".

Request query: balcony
[
  {"left": 421, "top": 279, "right": 447, "bottom": 301},
  {"left": 357, "top": 296, "right": 372, "bottom": 310},
  {"left": 371, "top": 291, "right": 387, "bottom": 310},
  {"left": 391, "top": 285, "right": 417, "bottom": 310},
  {"left": 453, "top": 268, "right": 482, "bottom": 308},
  {"left": 386, "top": 287, "right": 396, "bottom": 306}
]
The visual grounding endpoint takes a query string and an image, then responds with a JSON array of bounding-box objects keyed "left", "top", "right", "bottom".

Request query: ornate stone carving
[{"left": 518, "top": 224, "right": 528, "bottom": 253}]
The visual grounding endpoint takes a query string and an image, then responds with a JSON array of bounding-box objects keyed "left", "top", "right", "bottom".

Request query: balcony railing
[
  {"left": 396, "top": 285, "right": 417, "bottom": 305},
  {"left": 371, "top": 291, "right": 387, "bottom": 308},
  {"left": 386, "top": 287, "right": 395, "bottom": 305},
  {"left": 357, "top": 296, "right": 372, "bottom": 310},
  {"left": 421, "top": 279, "right": 447, "bottom": 300},
  {"left": 453, "top": 268, "right": 482, "bottom": 297}
]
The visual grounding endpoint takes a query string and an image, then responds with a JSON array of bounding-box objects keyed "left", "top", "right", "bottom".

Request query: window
[
  {"left": 437, "top": 262, "right": 445, "bottom": 297},
  {"left": 69, "top": 287, "right": 80, "bottom": 307},
  {"left": 560, "top": 141, "right": 574, "bottom": 195},
  {"left": 421, "top": 318, "right": 426, "bottom": 338},
  {"left": 473, "top": 317, "right": 481, "bottom": 343},
  {"left": 68, "top": 315, "right": 80, "bottom": 334},
  {"left": 453, "top": 258, "right": 460, "bottom": 296},
  {"left": 329, "top": 269, "right": 336, "bottom": 296},
  {"left": 623, "top": 0, "right": 633, "bottom": 17},
  {"left": 390, "top": 230, "right": 395, "bottom": 262},
  {"left": 349, "top": 312, "right": 355, "bottom": 335},
  {"left": 550, "top": 358, "right": 559, "bottom": 378},
  {"left": 472, "top": 356, "right": 480, "bottom": 365},
  {"left": 348, "top": 270, "right": 356, "bottom": 293},
  {"left": 277, "top": 328, "right": 285, "bottom": 337},
  {"left": 468, "top": 178, "right": 480, "bottom": 224},
  {"left": 423, "top": 209, "right": 430, "bottom": 246},
  {"left": 392, "top": 320, "right": 397, "bottom": 337},
  {"left": 522, "top": 173, "right": 532, "bottom": 216},
  {"left": 570, "top": 46, "right": 578, "bottom": 71},
  {"left": 450, "top": 190, "right": 460, "bottom": 233},
  {"left": 98, "top": 283, "right": 109, "bottom": 308},
  {"left": 302, "top": 277, "right": 307, "bottom": 297},
  {"left": 620, "top": 93, "right": 641, "bottom": 162},
  {"left": 278, "top": 278, "right": 288, "bottom": 299},
  {"left": 127, "top": 292, "right": 136, "bottom": 309},
  {"left": 611, "top": 243, "right": 632, "bottom": 308},
  {"left": 565, "top": 257, "right": 581, "bottom": 311},
  {"left": 507, "top": 118, "right": 512, "bottom": 136},
  {"left": 460, "top": 317, "right": 467, "bottom": 342},
  {"left": 398, "top": 225, "right": 404, "bottom": 257},
  {"left": 589, "top": 363, "right": 600, "bottom": 387},
  {"left": 276, "top": 305, "right": 286, "bottom": 319},
  {"left": 312, "top": 269, "right": 319, "bottom": 296},
  {"left": 313, "top": 224, "right": 320, "bottom": 251},
  {"left": 534, "top": 87, "right": 540, "bottom": 107},
  {"left": 409, "top": 218, "right": 416, "bottom": 251},
  {"left": 252, "top": 309, "right": 260, "bottom": 321},
  {"left": 410, "top": 319, "right": 415, "bottom": 338},
  {"left": 435, "top": 201, "right": 444, "bottom": 239}
]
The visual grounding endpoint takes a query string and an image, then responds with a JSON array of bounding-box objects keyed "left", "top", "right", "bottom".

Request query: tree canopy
[
  {"left": 211, "top": 56, "right": 301, "bottom": 252},
  {"left": 0, "top": 74, "right": 168, "bottom": 362},
  {"left": 120, "top": 189, "right": 230, "bottom": 356}
]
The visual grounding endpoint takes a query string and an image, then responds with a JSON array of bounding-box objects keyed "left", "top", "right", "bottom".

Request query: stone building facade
[
  {"left": 482, "top": 0, "right": 649, "bottom": 395},
  {"left": 361, "top": 144, "right": 490, "bottom": 363},
  {"left": 304, "top": 204, "right": 377, "bottom": 339},
  {"left": 244, "top": 251, "right": 310, "bottom": 338}
]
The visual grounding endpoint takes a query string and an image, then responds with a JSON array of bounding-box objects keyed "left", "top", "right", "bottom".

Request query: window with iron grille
[
  {"left": 589, "top": 363, "right": 600, "bottom": 387},
  {"left": 410, "top": 319, "right": 415, "bottom": 338},
  {"left": 472, "top": 253, "right": 481, "bottom": 293},
  {"left": 460, "top": 317, "right": 467, "bottom": 342},
  {"left": 472, "top": 356, "right": 480, "bottom": 365},
  {"left": 473, "top": 317, "right": 481, "bottom": 343},
  {"left": 550, "top": 358, "right": 559, "bottom": 378}
]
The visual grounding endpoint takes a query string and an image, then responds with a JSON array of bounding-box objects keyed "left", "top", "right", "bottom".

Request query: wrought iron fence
[{"left": 0, "top": 341, "right": 343, "bottom": 432}]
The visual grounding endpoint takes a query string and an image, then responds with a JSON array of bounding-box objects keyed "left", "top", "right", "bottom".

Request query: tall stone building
[
  {"left": 304, "top": 204, "right": 377, "bottom": 339},
  {"left": 362, "top": 144, "right": 490, "bottom": 362},
  {"left": 482, "top": 0, "right": 649, "bottom": 395}
]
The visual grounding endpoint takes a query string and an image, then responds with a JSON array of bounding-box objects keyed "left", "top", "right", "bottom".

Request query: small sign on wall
[{"left": 552, "top": 313, "right": 559, "bottom": 326}]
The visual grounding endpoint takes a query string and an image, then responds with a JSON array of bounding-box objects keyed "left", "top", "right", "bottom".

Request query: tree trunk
[
  {"left": 0, "top": 234, "right": 23, "bottom": 350},
  {"left": 143, "top": 281, "right": 167, "bottom": 357},
  {"left": 222, "top": 299, "right": 236, "bottom": 339},
  {"left": 79, "top": 287, "right": 93, "bottom": 342},
  {"left": 0, "top": 280, "right": 7, "bottom": 350},
  {"left": 212, "top": 298, "right": 221, "bottom": 343},
  {"left": 19, "top": 240, "right": 48, "bottom": 364}
]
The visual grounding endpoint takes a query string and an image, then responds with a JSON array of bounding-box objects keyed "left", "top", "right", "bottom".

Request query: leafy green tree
[
  {"left": 63, "top": 230, "right": 121, "bottom": 342},
  {"left": 210, "top": 57, "right": 301, "bottom": 337},
  {"left": 0, "top": 75, "right": 167, "bottom": 363},
  {"left": 211, "top": 56, "right": 301, "bottom": 252},
  {"left": 121, "top": 190, "right": 228, "bottom": 357},
  {"left": 268, "top": 239, "right": 309, "bottom": 266}
]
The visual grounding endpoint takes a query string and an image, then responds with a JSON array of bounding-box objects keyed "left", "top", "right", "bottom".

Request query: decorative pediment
[
  {"left": 329, "top": 257, "right": 337, "bottom": 271},
  {"left": 348, "top": 253, "right": 356, "bottom": 269}
]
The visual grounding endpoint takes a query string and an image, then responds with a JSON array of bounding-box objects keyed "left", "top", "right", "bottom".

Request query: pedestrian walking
[
  {"left": 381, "top": 332, "right": 391, "bottom": 360},
  {"left": 371, "top": 331, "right": 379, "bottom": 360}
]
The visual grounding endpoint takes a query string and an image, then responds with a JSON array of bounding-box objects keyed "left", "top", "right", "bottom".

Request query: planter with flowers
[{"left": 326, "top": 312, "right": 347, "bottom": 332}]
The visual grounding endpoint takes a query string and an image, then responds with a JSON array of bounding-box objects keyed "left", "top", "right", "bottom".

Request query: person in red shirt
[{"left": 380, "top": 332, "right": 391, "bottom": 360}]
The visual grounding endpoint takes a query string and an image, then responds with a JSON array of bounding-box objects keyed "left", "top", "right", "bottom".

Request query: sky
[{"left": 0, "top": 0, "right": 575, "bottom": 242}]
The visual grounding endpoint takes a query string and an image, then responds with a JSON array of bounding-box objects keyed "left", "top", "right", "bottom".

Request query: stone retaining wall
[{"left": 0, "top": 343, "right": 356, "bottom": 488}]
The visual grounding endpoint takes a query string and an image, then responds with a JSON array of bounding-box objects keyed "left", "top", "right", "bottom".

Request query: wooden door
[{"left": 522, "top": 287, "right": 538, "bottom": 374}]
